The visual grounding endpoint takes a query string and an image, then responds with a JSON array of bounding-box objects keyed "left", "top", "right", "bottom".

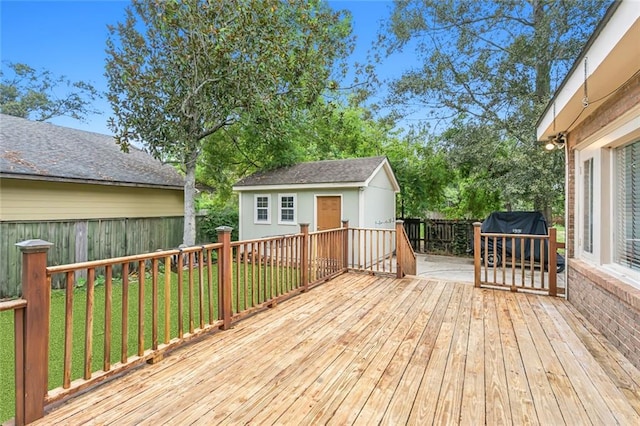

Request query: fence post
[
  {"left": 341, "top": 220, "right": 349, "bottom": 271},
  {"left": 300, "top": 224, "right": 309, "bottom": 292},
  {"left": 548, "top": 227, "right": 557, "bottom": 297},
  {"left": 216, "top": 227, "right": 233, "bottom": 330},
  {"left": 396, "top": 220, "right": 404, "bottom": 278},
  {"left": 473, "top": 223, "right": 482, "bottom": 288},
  {"left": 15, "top": 239, "right": 53, "bottom": 424}
]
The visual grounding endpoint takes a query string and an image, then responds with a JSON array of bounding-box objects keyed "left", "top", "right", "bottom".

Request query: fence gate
[{"left": 402, "top": 218, "right": 477, "bottom": 256}]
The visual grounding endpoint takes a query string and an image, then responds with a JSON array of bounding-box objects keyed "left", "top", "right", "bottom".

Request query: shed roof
[
  {"left": 233, "top": 156, "right": 400, "bottom": 192},
  {"left": 0, "top": 114, "right": 184, "bottom": 189}
]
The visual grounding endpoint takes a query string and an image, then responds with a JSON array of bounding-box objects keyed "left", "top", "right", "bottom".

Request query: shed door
[{"left": 316, "top": 196, "right": 342, "bottom": 231}]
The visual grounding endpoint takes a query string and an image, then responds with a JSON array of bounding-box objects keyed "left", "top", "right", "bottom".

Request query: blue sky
[{"left": 1, "top": 0, "right": 402, "bottom": 135}]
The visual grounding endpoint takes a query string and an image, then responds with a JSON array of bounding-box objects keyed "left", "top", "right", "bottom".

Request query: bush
[{"left": 200, "top": 206, "right": 239, "bottom": 242}]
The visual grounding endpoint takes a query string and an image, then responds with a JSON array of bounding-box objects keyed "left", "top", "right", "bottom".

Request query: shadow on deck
[{"left": 34, "top": 273, "right": 640, "bottom": 425}]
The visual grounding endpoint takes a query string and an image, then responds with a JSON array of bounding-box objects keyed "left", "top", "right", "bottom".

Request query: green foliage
[
  {"left": 383, "top": 0, "right": 608, "bottom": 218},
  {"left": 105, "top": 0, "right": 353, "bottom": 244},
  {"left": 200, "top": 204, "right": 239, "bottom": 242},
  {"left": 0, "top": 61, "right": 99, "bottom": 121}
]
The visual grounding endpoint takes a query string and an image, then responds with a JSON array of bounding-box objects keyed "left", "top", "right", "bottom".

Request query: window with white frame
[
  {"left": 254, "top": 194, "right": 271, "bottom": 224},
  {"left": 278, "top": 194, "right": 296, "bottom": 224},
  {"left": 615, "top": 140, "right": 639, "bottom": 271},
  {"left": 583, "top": 157, "right": 594, "bottom": 254}
]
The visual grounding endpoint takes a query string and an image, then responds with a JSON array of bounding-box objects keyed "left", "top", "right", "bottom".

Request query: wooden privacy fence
[
  {"left": 472, "top": 222, "right": 565, "bottom": 296},
  {"left": 1, "top": 221, "right": 415, "bottom": 425},
  {"left": 0, "top": 216, "right": 210, "bottom": 299},
  {"left": 402, "top": 218, "right": 477, "bottom": 256}
]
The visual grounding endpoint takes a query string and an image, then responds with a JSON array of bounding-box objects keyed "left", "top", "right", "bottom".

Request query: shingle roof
[
  {"left": 234, "top": 156, "right": 395, "bottom": 188},
  {"left": 0, "top": 114, "right": 184, "bottom": 188}
]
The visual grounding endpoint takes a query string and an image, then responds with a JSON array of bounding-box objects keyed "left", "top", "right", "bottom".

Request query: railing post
[
  {"left": 15, "top": 239, "right": 53, "bottom": 424},
  {"left": 396, "top": 220, "right": 404, "bottom": 278},
  {"left": 341, "top": 220, "right": 349, "bottom": 271},
  {"left": 548, "top": 227, "right": 558, "bottom": 297},
  {"left": 300, "top": 224, "right": 309, "bottom": 292},
  {"left": 473, "top": 223, "right": 482, "bottom": 288},
  {"left": 216, "top": 227, "right": 233, "bottom": 330}
]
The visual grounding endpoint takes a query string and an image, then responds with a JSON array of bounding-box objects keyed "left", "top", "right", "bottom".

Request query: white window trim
[
  {"left": 602, "top": 263, "right": 640, "bottom": 290},
  {"left": 574, "top": 137, "right": 639, "bottom": 288},
  {"left": 278, "top": 193, "right": 297, "bottom": 225},
  {"left": 611, "top": 139, "right": 639, "bottom": 280},
  {"left": 254, "top": 194, "right": 271, "bottom": 224},
  {"left": 576, "top": 149, "right": 600, "bottom": 264}
]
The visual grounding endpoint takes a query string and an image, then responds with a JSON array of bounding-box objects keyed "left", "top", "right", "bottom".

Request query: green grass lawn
[
  {"left": 555, "top": 225, "right": 566, "bottom": 242},
  {"left": 0, "top": 263, "right": 300, "bottom": 422}
]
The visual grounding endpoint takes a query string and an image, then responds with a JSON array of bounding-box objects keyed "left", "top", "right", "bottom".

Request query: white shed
[{"left": 233, "top": 156, "right": 400, "bottom": 240}]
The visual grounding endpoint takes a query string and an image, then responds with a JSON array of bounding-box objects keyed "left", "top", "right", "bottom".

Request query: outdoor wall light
[
  {"left": 544, "top": 132, "right": 566, "bottom": 151},
  {"left": 545, "top": 138, "right": 556, "bottom": 151}
]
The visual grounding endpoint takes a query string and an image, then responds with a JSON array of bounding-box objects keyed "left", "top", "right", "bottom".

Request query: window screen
[
  {"left": 256, "top": 196, "right": 269, "bottom": 222},
  {"left": 583, "top": 158, "right": 594, "bottom": 254},
  {"left": 615, "top": 141, "right": 639, "bottom": 271},
  {"left": 280, "top": 195, "right": 295, "bottom": 222}
]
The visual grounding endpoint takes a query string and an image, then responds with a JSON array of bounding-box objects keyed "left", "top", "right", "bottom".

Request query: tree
[
  {"left": 106, "top": 0, "right": 353, "bottom": 245},
  {"left": 197, "top": 97, "right": 452, "bottom": 219},
  {"left": 0, "top": 62, "right": 99, "bottom": 121},
  {"left": 383, "top": 0, "right": 608, "bottom": 219}
]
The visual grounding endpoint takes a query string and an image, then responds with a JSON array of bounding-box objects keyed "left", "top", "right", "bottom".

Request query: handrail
[
  {"left": 396, "top": 221, "right": 417, "bottom": 276},
  {"left": 10, "top": 224, "right": 407, "bottom": 424},
  {"left": 46, "top": 244, "right": 223, "bottom": 274},
  {"left": 473, "top": 223, "right": 560, "bottom": 296},
  {"left": 0, "top": 298, "right": 26, "bottom": 312}
]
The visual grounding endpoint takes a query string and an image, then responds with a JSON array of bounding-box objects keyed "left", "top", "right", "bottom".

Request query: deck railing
[
  {"left": 396, "top": 222, "right": 417, "bottom": 276},
  {"left": 4, "top": 221, "right": 415, "bottom": 425},
  {"left": 0, "top": 298, "right": 27, "bottom": 426},
  {"left": 472, "top": 223, "right": 564, "bottom": 296}
]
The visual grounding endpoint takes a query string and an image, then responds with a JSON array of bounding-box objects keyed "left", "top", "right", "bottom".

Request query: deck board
[{"left": 35, "top": 273, "right": 640, "bottom": 425}]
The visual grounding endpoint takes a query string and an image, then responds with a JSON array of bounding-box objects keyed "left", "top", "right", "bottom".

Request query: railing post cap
[
  {"left": 473, "top": 222, "right": 482, "bottom": 227},
  {"left": 395, "top": 219, "right": 404, "bottom": 224},
  {"left": 15, "top": 239, "right": 53, "bottom": 252},
  {"left": 215, "top": 226, "right": 233, "bottom": 233}
]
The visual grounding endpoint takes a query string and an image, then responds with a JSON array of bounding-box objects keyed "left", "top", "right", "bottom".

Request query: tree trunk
[
  {"left": 533, "top": 0, "right": 551, "bottom": 102},
  {"left": 183, "top": 151, "right": 198, "bottom": 246},
  {"left": 534, "top": 196, "right": 553, "bottom": 226}
]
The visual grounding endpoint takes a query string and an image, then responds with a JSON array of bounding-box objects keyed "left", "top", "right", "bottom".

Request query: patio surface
[{"left": 34, "top": 273, "right": 640, "bottom": 425}]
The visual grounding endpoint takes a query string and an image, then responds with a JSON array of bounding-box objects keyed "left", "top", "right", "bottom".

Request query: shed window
[
  {"left": 255, "top": 195, "right": 271, "bottom": 224},
  {"left": 278, "top": 194, "right": 296, "bottom": 224}
]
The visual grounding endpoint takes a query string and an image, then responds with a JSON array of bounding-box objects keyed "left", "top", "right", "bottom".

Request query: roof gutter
[{"left": 0, "top": 173, "right": 185, "bottom": 191}]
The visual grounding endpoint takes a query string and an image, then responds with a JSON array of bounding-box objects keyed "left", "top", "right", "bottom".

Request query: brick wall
[
  {"left": 564, "top": 73, "right": 640, "bottom": 369},
  {"left": 567, "top": 74, "right": 640, "bottom": 258},
  {"left": 565, "top": 138, "right": 575, "bottom": 258},
  {"left": 568, "top": 261, "right": 640, "bottom": 370},
  {"left": 570, "top": 72, "right": 640, "bottom": 144}
]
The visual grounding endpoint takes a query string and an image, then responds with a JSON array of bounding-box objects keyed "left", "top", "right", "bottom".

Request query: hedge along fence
[{"left": 0, "top": 216, "right": 208, "bottom": 299}]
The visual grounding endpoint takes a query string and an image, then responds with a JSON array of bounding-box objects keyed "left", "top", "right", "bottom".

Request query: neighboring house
[
  {"left": 232, "top": 156, "right": 400, "bottom": 240},
  {"left": 0, "top": 114, "right": 185, "bottom": 297},
  {"left": 536, "top": 1, "right": 640, "bottom": 368}
]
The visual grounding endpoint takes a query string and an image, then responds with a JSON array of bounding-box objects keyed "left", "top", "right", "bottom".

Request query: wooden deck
[{"left": 34, "top": 273, "right": 640, "bottom": 425}]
